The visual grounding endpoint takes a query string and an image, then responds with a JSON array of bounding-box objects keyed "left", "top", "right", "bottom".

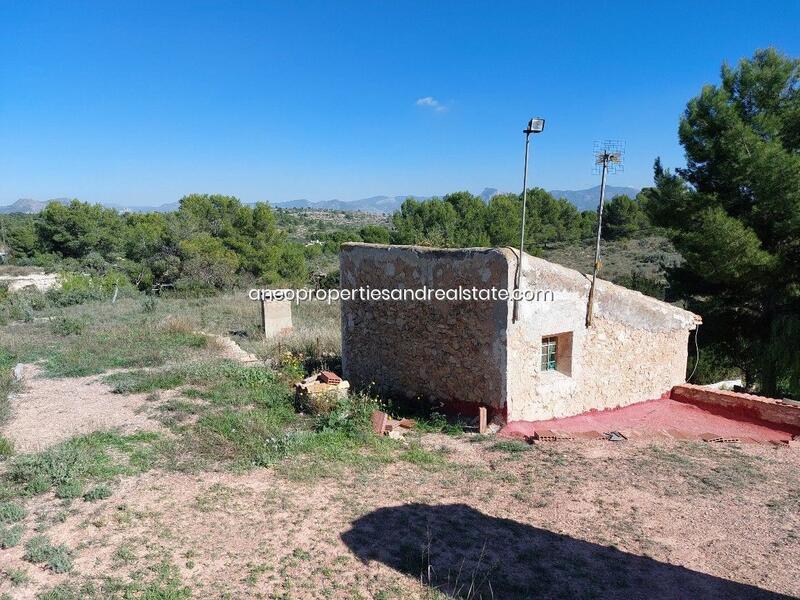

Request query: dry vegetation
[{"left": 0, "top": 293, "right": 798, "bottom": 599}]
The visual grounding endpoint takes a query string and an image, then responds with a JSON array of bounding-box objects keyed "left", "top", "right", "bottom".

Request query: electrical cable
[{"left": 685, "top": 323, "right": 701, "bottom": 383}]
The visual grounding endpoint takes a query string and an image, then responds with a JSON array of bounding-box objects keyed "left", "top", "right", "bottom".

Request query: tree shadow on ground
[{"left": 340, "top": 503, "right": 791, "bottom": 600}]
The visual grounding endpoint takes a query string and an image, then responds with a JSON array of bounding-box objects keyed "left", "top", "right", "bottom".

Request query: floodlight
[{"left": 525, "top": 118, "right": 545, "bottom": 134}]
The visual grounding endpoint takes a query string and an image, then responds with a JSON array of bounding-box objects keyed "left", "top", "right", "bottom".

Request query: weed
[
  {"left": 400, "top": 443, "right": 448, "bottom": 467},
  {"left": 55, "top": 479, "right": 84, "bottom": 500},
  {"left": 49, "top": 315, "right": 88, "bottom": 336},
  {"left": 6, "top": 431, "right": 158, "bottom": 497},
  {"left": 0, "top": 523, "right": 23, "bottom": 548},
  {"left": 6, "top": 567, "right": 30, "bottom": 586},
  {"left": 0, "top": 500, "right": 26, "bottom": 523},
  {"left": 112, "top": 543, "right": 136, "bottom": 564},
  {"left": 0, "top": 436, "right": 13, "bottom": 457},
  {"left": 142, "top": 295, "right": 158, "bottom": 313},
  {"left": 488, "top": 440, "right": 530, "bottom": 453},
  {"left": 23, "top": 535, "right": 74, "bottom": 573},
  {"left": 83, "top": 484, "right": 112, "bottom": 502}
]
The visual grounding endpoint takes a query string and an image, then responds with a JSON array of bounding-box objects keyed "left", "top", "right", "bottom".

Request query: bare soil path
[{"left": 1, "top": 364, "right": 167, "bottom": 452}]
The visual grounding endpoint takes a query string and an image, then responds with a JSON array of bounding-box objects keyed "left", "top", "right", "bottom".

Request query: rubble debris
[
  {"left": 571, "top": 430, "right": 604, "bottom": 440},
  {"left": 533, "top": 430, "right": 574, "bottom": 442},
  {"left": 370, "top": 411, "right": 416, "bottom": 438},
  {"left": 295, "top": 371, "right": 350, "bottom": 414},
  {"left": 371, "top": 410, "right": 388, "bottom": 435},
  {"left": 604, "top": 431, "right": 627, "bottom": 442},
  {"left": 701, "top": 433, "right": 741, "bottom": 443}
]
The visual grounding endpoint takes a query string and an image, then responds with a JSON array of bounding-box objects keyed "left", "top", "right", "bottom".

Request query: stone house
[{"left": 339, "top": 243, "right": 701, "bottom": 422}]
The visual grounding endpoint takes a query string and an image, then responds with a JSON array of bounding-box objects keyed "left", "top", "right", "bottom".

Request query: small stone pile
[{"left": 295, "top": 371, "right": 350, "bottom": 414}]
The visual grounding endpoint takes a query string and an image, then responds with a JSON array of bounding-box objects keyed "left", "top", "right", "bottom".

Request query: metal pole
[
  {"left": 512, "top": 131, "right": 531, "bottom": 323},
  {"left": 585, "top": 155, "right": 609, "bottom": 327}
]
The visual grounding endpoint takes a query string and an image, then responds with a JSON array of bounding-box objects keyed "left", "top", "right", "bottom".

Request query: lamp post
[{"left": 513, "top": 117, "right": 545, "bottom": 323}]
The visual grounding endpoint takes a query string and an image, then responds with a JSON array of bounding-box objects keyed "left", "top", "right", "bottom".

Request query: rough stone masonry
[{"left": 340, "top": 243, "right": 700, "bottom": 422}]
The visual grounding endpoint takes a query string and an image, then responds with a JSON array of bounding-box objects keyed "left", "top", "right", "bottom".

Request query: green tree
[
  {"left": 358, "top": 224, "right": 391, "bottom": 244},
  {"left": 645, "top": 48, "right": 800, "bottom": 396},
  {"left": 178, "top": 234, "right": 240, "bottom": 289},
  {"left": 1, "top": 215, "right": 39, "bottom": 258},
  {"left": 602, "top": 194, "right": 649, "bottom": 240},
  {"left": 36, "top": 201, "right": 124, "bottom": 259}
]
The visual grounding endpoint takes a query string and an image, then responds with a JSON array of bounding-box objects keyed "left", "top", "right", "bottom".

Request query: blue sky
[{"left": 1, "top": 1, "right": 798, "bottom": 207}]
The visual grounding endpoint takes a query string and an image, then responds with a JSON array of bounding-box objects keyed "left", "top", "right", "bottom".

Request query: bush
[
  {"left": 314, "top": 392, "right": 378, "bottom": 437},
  {"left": 0, "top": 436, "right": 13, "bottom": 458},
  {"left": 0, "top": 523, "right": 24, "bottom": 548},
  {"left": 49, "top": 315, "right": 88, "bottom": 336},
  {"left": 142, "top": 295, "right": 158, "bottom": 313},
  {"left": 83, "top": 484, "right": 112, "bottom": 502},
  {"left": 0, "top": 501, "right": 26, "bottom": 523},
  {"left": 23, "top": 535, "right": 73, "bottom": 573},
  {"left": 55, "top": 479, "right": 84, "bottom": 500}
]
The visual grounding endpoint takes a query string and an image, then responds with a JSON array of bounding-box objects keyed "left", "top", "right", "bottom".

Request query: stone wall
[
  {"left": 340, "top": 244, "right": 512, "bottom": 408},
  {"left": 506, "top": 254, "right": 697, "bottom": 421}
]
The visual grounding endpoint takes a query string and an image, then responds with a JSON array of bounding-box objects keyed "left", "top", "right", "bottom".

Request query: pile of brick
[
  {"left": 371, "top": 411, "right": 416, "bottom": 439},
  {"left": 295, "top": 371, "right": 350, "bottom": 414}
]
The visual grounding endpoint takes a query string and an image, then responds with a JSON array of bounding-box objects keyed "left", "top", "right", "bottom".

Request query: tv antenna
[{"left": 585, "top": 140, "right": 625, "bottom": 327}]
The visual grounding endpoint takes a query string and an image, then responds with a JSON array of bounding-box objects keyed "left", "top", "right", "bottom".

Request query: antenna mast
[{"left": 585, "top": 140, "right": 625, "bottom": 327}]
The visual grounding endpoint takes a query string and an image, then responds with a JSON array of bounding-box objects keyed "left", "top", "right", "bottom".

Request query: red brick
[{"left": 371, "top": 410, "right": 388, "bottom": 435}]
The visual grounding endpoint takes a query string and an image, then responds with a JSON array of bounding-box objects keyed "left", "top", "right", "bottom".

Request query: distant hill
[
  {"left": 548, "top": 185, "right": 640, "bottom": 211},
  {"left": 0, "top": 198, "right": 70, "bottom": 214},
  {"left": 0, "top": 186, "right": 640, "bottom": 215},
  {"left": 271, "top": 195, "right": 432, "bottom": 213},
  {"left": 271, "top": 187, "right": 500, "bottom": 214}
]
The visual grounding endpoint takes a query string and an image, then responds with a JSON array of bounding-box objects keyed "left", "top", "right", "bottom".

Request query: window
[
  {"left": 541, "top": 336, "right": 558, "bottom": 371},
  {"left": 540, "top": 332, "right": 573, "bottom": 376}
]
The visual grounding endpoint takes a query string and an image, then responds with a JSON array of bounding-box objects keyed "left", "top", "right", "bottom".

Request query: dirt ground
[
  {"left": 3, "top": 365, "right": 169, "bottom": 452},
  {"left": 2, "top": 433, "right": 799, "bottom": 599}
]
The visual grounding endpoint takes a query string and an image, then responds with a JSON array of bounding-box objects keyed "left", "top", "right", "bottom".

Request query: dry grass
[{"left": 0, "top": 436, "right": 797, "bottom": 599}]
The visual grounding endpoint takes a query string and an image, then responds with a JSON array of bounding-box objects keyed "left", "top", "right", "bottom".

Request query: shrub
[
  {"left": 55, "top": 479, "right": 84, "bottom": 500},
  {"left": 0, "top": 501, "right": 26, "bottom": 523},
  {"left": 0, "top": 436, "right": 13, "bottom": 458},
  {"left": 49, "top": 315, "right": 88, "bottom": 336},
  {"left": 23, "top": 535, "right": 73, "bottom": 573},
  {"left": 142, "top": 295, "right": 158, "bottom": 313},
  {"left": 0, "top": 523, "right": 24, "bottom": 548},
  {"left": 83, "top": 484, "right": 112, "bottom": 502},
  {"left": 314, "top": 392, "right": 378, "bottom": 437}
]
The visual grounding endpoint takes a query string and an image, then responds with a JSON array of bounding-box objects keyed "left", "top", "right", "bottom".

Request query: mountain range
[{"left": 0, "top": 185, "right": 639, "bottom": 215}]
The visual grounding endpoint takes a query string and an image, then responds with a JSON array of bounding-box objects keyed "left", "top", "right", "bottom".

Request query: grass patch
[
  {"left": 0, "top": 523, "right": 24, "bottom": 548},
  {"left": 400, "top": 442, "right": 448, "bottom": 467},
  {"left": 83, "top": 484, "right": 112, "bottom": 502},
  {"left": 0, "top": 500, "right": 26, "bottom": 523},
  {"left": 37, "top": 561, "right": 190, "bottom": 599},
  {"left": 23, "top": 535, "right": 73, "bottom": 573},
  {"left": 633, "top": 442, "right": 768, "bottom": 496},
  {"left": 488, "top": 439, "right": 531, "bottom": 453},
  {"left": 0, "top": 436, "right": 14, "bottom": 458},
  {"left": 5, "top": 567, "right": 30, "bottom": 586},
  {"left": 5, "top": 431, "right": 159, "bottom": 498},
  {"left": 1, "top": 306, "right": 211, "bottom": 379}
]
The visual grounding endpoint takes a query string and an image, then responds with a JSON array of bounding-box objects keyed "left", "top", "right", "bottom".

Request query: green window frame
[{"left": 541, "top": 336, "right": 557, "bottom": 371}]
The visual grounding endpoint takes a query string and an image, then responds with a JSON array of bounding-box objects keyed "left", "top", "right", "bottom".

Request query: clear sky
[{"left": 1, "top": 1, "right": 798, "bottom": 207}]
